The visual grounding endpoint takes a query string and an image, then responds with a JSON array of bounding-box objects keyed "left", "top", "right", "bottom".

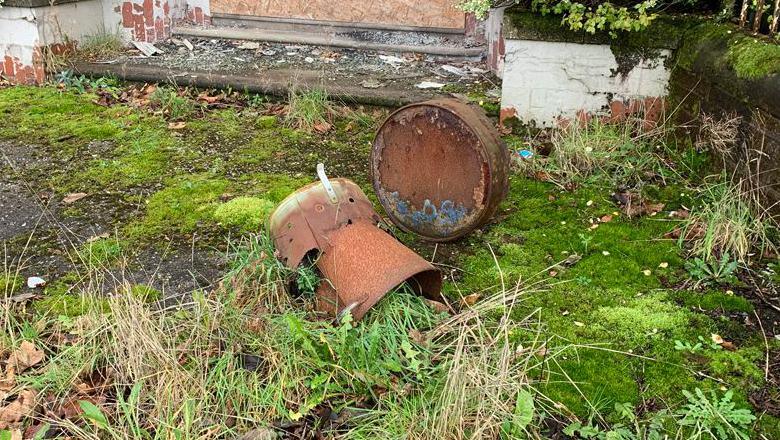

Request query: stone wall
[
  {"left": 1, "top": 0, "right": 104, "bottom": 83},
  {"left": 669, "top": 23, "right": 780, "bottom": 208},
  {"left": 493, "top": 10, "right": 681, "bottom": 127},
  {"left": 1, "top": 0, "right": 210, "bottom": 83},
  {"left": 501, "top": 39, "right": 671, "bottom": 126}
]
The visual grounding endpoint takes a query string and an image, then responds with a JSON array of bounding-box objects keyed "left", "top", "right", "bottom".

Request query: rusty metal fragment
[
  {"left": 371, "top": 98, "right": 510, "bottom": 242},
  {"left": 268, "top": 173, "right": 441, "bottom": 321}
]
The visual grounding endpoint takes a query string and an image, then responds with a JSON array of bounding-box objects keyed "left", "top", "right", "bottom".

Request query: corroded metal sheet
[
  {"left": 371, "top": 99, "right": 510, "bottom": 242},
  {"left": 211, "top": 0, "right": 464, "bottom": 29},
  {"left": 315, "top": 220, "right": 441, "bottom": 321},
  {"left": 268, "top": 178, "right": 442, "bottom": 321}
]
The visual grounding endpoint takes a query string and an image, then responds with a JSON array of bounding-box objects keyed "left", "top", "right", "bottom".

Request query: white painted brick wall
[{"left": 501, "top": 39, "right": 672, "bottom": 126}]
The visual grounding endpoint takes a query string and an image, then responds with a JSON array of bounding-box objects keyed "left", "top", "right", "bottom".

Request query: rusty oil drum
[{"left": 371, "top": 99, "right": 510, "bottom": 242}]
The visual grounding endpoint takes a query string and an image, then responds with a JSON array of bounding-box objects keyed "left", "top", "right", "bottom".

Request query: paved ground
[
  {"left": 1, "top": 141, "right": 224, "bottom": 301},
  {"left": 74, "top": 38, "right": 499, "bottom": 106}
]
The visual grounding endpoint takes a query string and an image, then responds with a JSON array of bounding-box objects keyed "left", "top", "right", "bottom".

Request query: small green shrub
[
  {"left": 149, "top": 86, "right": 197, "bottom": 120},
  {"left": 285, "top": 88, "right": 333, "bottom": 131},
  {"left": 214, "top": 197, "right": 275, "bottom": 232},
  {"left": 543, "top": 119, "right": 666, "bottom": 186},
  {"left": 681, "top": 174, "right": 778, "bottom": 264},
  {"left": 675, "top": 388, "right": 755, "bottom": 439},
  {"left": 129, "top": 284, "right": 162, "bottom": 303},
  {"left": 76, "top": 32, "right": 125, "bottom": 61},
  {"left": 685, "top": 253, "right": 738, "bottom": 288},
  {"left": 0, "top": 275, "right": 22, "bottom": 294},
  {"left": 78, "top": 238, "right": 123, "bottom": 269}
]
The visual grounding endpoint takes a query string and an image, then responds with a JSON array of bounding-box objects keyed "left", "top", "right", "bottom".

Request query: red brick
[
  {"left": 163, "top": 0, "right": 169, "bottom": 16},
  {"left": 3, "top": 55, "right": 13, "bottom": 77},
  {"left": 155, "top": 16, "right": 165, "bottom": 41},
  {"left": 194, "top": 7, "right": 203, "bottom": 24},
  {"left": 143, "top": 0, "right": 154, "bottom": 26},
  {"left": 133, "top": 14, "right": 146, "bottom": 41},
  {"left": 122, "top": 2, "right": 134, "bottom": 28}
]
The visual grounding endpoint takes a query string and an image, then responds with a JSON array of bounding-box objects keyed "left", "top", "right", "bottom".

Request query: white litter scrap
[
  {"left": 441, "top": 64, "right": 467, "bottom": 76},
  {"left": 27, "top": 276, "right": 46, "bottom": 289},
  {"left": 237, "top": 41, "right": 260, "bottom": 50},
  {"left": 132, "top": 41, "right": 163, "bottom": 57},
  {"left": 379, "top": 55, "right": 406, "bottom": 67},
  {"left": 416, "top": 81, "right": 446, "bottom": 89}
]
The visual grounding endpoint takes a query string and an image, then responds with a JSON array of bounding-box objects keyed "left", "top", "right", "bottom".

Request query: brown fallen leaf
[
  {"left": 0, "top": 389, "right": 37, "bottom": 429},
  {"left": 600, "top": 214, "right": 613, "bottom": 223},
  {"left": 313, "top": 121, "right": 332, "bottom": 134},
  {"left": 86, "top": 233, "right": 110, "bottom": 243},
  {"left": 425, "top": 299, "right": 450, "bottom": 314},
  {"left": 6, "top": 341, "right": 44, "bottom": 374},
  {"left": 168, "top": 121, "right": 187, "bottom": 130},
  {"left": 62, "top": 193, "right": 87, "bottom": 204},
  {"left": 409, "top": 329, "right": 426, "bottom": 346},
  {"left": 462, "top": 293, "right": 480, "bottom": 306}
]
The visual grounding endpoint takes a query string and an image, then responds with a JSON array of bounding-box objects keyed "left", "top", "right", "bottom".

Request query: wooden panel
[{"left": 211, "top": 0, "right": 464, "bottom": 29}]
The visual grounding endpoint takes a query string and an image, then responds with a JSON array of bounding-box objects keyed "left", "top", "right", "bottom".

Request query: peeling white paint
[{"left": 500, "top": 39, "right": 672, "bottom": 126}]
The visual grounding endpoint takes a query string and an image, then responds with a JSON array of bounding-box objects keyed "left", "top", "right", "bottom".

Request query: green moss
[
  {"left": 0, "top": 87, "right": 123, "bottom": 147},
  {"left": 235, "top": 173, "right": 310, "bottom": 203},
  {"left": 78, "top": 238, "right": 123, "bottom": 268},
  {"left": 503, "top": 10, "right": 691, "bottom": 49},
  {"left": 671, "top": 289, "right": 754, "bottom": 313},
  {"left": 676, "top": 22, "right": 780, "bottom": 80},
  {"left": 129, "top": 284, "right": 162, "bottom": 303},
  {"left": 34, "top": 293, "right": 110, "bottom": 317},
  {"left": 127, "top": 174, "right": 229, "bottom": 239},
  {"left": 0, "top": 275, "right": 23, "bottom": 293},
  {"left": 592, "top": 294, "right": 690, "bottom": 347},
  {"left": 450, "top": 176, "right": 745, "bottom": 419},
  {"left": 214, "top": 197, "right": 275, "bottom": 232},
  {"left": 708, "top": 346, "right": 765, "bottom": 387},
  {"left": 727, "top": 38, "right": 780, "bottom": 80},
  {"left": 76, "top": 125, "right": 174, "bottom": 188}
]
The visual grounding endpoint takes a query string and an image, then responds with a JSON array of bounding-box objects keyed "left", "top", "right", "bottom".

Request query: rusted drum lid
[{"left": 371, "top": 99, "right": 510, "bottom": 242}]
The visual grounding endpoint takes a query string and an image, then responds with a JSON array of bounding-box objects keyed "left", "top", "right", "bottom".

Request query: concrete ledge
[
  {"left": 2, "top": 0, "right": 85, "bottom": 6},
  {"left": 70, "top": 62, "right": 445, "bottom": 107},
  {"left": 173, "top": 26, "right": 484, "bottom": 59}
]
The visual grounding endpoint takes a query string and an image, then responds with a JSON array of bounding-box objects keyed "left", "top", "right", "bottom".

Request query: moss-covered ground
[{"left": 1, "top": 85, "right": 778, "bottom": 437}]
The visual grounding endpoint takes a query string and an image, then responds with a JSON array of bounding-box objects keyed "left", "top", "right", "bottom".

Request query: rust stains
[
  {"left": 268, "top": 176, "right": 441, "bottom": 321},
  {"left": 371, "top": 99, "right": 510, "bottom": 242}
]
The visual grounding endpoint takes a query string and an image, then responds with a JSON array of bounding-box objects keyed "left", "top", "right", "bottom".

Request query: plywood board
[{"left": 211, "top": 0, "right": 464, "bottom": 29}]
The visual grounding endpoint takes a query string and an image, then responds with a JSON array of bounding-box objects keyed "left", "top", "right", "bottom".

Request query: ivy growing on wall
[{"left": 458, "top": 0, "right": 660, "bottom": 36}]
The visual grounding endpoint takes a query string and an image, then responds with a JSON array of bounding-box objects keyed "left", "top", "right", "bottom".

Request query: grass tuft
[
  {"left": 76, "top": 32, "right": 125, "bottom": 61},
  {"left": 285, "top": 88, "right": 333, "bottom": 131}
]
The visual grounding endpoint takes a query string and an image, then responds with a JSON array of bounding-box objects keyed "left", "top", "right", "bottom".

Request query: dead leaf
[
  {"left": 0, "top": 389, "right": 37, "bottom": 429},
  {"left": 62, "top": 193, "right": 87, "bottom": 204},
  {"left": 87, "top": 233, "right": 110, "bottom": 243},
  {"left": 409, "top": 329, "right": 426, "bottom": 346},
  {"left": 9, "top": 428, "right": 21, "bottom": 440},
  {"left": 600, "top": 214, "right": 613, "bottom": 223},
  {"left": 6, "top": 341, "right": 44, "bottom": 374},
  {"left": 658, "top": 262, "right": 669, "bottom": 268},
  {"left": 425, "top": 299, "right": 450, "bottom": 314},
  {"left": 548, "top": 270, "right": 558, "bottom": 277},
  {"left": 711, "top": 333, "right": 724, "bottom": 345},
  {"left": 462, "top": 293, "right": 480, "bottom": 306},
  {"left": 168, "top": 121, "right": 187, "bottom": 130},
  {"left": 573, "top": 321, "right": 585, "bottom": 327},
  {"left": 313, "top": 121, "right": 332, "bottom": 134}
]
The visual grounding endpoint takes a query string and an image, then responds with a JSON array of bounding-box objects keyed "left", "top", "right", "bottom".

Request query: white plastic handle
[{"left": 317, "top": 163, "right": 338, "bottom": 204}]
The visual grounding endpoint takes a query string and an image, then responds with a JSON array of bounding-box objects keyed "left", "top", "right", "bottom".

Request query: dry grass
[{"left": 695, "top": 112, "right": 742, "bottom": 157}]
